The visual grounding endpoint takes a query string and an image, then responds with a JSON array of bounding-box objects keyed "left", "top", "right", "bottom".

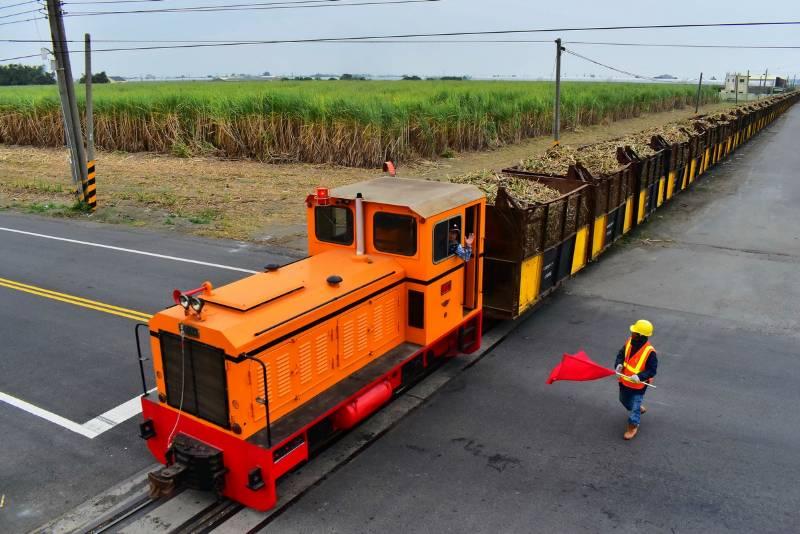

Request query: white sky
[{"left": 1, "top": 0, "right": 798, "bottom": 80}]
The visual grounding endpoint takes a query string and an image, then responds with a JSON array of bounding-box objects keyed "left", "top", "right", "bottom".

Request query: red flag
[{"left": 546, "top": 351, "right": 616, "bottom": 384}]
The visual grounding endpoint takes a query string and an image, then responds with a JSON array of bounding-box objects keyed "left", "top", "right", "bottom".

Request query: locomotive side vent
[{"left": 160, "top": 332, "right": 231, "bottom": 429}]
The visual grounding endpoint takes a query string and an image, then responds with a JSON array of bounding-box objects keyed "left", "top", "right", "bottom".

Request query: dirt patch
[{"left": 0, "top": 102, "right": 729, "bottom": 251}]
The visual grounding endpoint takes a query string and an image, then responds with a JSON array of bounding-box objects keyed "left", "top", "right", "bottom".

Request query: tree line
[
  {"left": 0, "top": 64, "right": 112, "bottom": 85},
  {"left": 0, "top": 64, "right": 55, "bottom": 86}
]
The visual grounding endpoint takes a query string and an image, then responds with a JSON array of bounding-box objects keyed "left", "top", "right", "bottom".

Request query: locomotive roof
[{"left": 330, "top": 177, "right": 484, "bottom": 218}]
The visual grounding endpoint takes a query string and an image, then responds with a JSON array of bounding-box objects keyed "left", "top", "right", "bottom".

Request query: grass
[
  {"left": 187, "top": 209, "right": 218, "bottom": 225},
  {"left": 0, "top": 80, "right": 719, "bottom": 167},
  {"left": 24, "top": 199, "right": 90, "bottom": 215}
]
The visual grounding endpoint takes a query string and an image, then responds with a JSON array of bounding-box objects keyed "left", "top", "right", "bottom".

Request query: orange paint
[{"left": 149, "top": 178, "right": 486, "bottom": 440}]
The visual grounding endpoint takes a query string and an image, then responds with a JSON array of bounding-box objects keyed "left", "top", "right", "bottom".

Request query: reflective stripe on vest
[{"left": 619, "top": 338, "right": 654, "bottom": 389}]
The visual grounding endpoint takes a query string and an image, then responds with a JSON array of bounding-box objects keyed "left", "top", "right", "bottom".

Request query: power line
[
  {"left": 569, "top": 40, "right": 800, "bottom": 50},
  {"left": 63, "top": 0, "right": 441, "bottom": 16},
  {"left": 66, "top": 0, "right": 166, "bottom": 3},
  {"left": 4, "top": 20, "right": 800, "bottom": 46},
  {"left": 0, "top": 15, "right": 44, "bottom": 26},
  {"left": 4, "top": 38, "right": 800, "bottom": 49},
  {"left": 65, "top": 0, "right": 349, "bottom": 6},
  {"left": 0, "top": 7, "right": 42, "bottom": 19},
  {"left": 6, "top": 37, "right": 800, "bottom": 63},
  {"left": 0, "top": 52, "right": 40, "bottom": 61},
  {"left": 563, "top": 47, "right": 655, "bottom": 81},
  {"left": 6, "top": 37, "right": 800, "bottom": 48},
  {"left": 0, "top": 0, "right": 39, "bottom": 11}
]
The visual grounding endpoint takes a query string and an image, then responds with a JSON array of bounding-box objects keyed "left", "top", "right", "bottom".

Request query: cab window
[
  {"left": 373, "top": 212, "right": 417, "bottom": 256},
  {"left": 315, "top": 205, "right": 353, "bottom": 245},
  {"left": 433, "top": 216, "right": 462, "bottom": 263}
]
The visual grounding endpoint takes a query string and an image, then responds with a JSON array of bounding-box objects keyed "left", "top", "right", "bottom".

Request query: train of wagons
[{"left": 136, "top": 93, "right": 798, "bottom": 510}]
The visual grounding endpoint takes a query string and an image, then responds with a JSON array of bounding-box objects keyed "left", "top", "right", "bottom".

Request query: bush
[{"left": 0, "top": 64, "right": 55, "bottom": 86}]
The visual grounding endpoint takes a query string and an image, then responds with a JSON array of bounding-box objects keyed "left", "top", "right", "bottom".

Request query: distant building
[
  {"left": 108, "top": 76, "right": 127, "bottom": 83},
  {"left": 721, "top": 72, "right": 792, "bottom": 101}
]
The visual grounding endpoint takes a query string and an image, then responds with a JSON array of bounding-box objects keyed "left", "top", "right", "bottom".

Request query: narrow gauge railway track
[
  {"left": 76, "top": 316, "right": 514, "bottom": 534},
  {"left": 88, "top": 490, "right": 242, "bottom": 533}
]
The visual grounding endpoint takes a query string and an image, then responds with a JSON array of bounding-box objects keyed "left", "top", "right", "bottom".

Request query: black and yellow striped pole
[{"left": 85, "top": 160, "right": 97, "bottom": 211}]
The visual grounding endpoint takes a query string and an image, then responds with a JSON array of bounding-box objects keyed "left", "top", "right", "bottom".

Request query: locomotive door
[{"left": 463, "top": 204, "right": 480, "bottom": 311}]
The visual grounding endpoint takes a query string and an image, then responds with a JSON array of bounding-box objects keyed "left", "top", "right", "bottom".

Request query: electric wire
[
  {"left": 568, "top": 40, "right": 800, "bottom": 50},
  {"left": 563, "top": 47, "right": 656, "bottom": 81},
  {"left": 0, "top": 15, "right": 44, "bottom": 26},
  {"left": 63, "top": 0, "right": 441, "bottom": 16},
  {"left": 0, "top": 0, "right": 39, "bottom": 11},
  {"left": 5, "top": 21, "right": 800, "bottom": 62},
  {"left": 0, "top": 52, "right": 40, "bottom": 61},
  {"left": 65, "top": 0, "right": 378, "bottom": 7},
  {"left": 67, "top": 0, "right": 166, "bottom": 3},
  {"left": 4, "top": 38, "right": 800, "bottom": 49},
  {"left": 0, "top": 7, "right": 42, "bottom": 20}
]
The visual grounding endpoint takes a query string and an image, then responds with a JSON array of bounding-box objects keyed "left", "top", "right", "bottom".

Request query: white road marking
[
  {"left": 82, "top": 392, "right": 155, "bottom": 435},
  {"left": 0, "top": 389, "right": 156, "bottom": 439},
  {"left": 0, "top": 226, "right": 257, "bottom": 274},
  {"left": 0, "top": 391, "right": 97, "bottom": 438}
]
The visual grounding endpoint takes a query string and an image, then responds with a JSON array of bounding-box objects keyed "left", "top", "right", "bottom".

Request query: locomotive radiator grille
[{"left": 160, "top": 332, "right": 230, "bottom": 429}]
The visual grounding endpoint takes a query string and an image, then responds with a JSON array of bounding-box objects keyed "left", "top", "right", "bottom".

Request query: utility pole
[
  {"left": 553, "top": 38, "right": 564, "bottom": 143},
  {"left": 46, "top": 0, "right": 88, "bottom": 202},
  {"left": 51, "top": 55, "right": 80, "bottom": 194},
  {"left": 694, "top": 72, "right": 703, "bottom": 113},
  {"left": 84, "top": 32, "right": 97, "bottom": 211},
  {"left": 746, "top": 70, "right": 750, "bottom": 101},
  {"left": 85, "top": 33, "right": 94, "bottom": 162},
  {"left": 734, "top": 72, "right": 738, "bottom": 104}
]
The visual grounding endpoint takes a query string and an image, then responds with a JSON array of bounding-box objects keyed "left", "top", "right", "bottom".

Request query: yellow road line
[
  {"left": 0, "top": 277, "right": 152, "bottom": 322},
  {"left": 0, "top": 276, "right": 152, "bottom": 318}
]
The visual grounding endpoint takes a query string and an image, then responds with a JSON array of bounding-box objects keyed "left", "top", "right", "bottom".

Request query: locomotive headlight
[
  {"left": 179, "top": 294, "right": 190, "bottom": 309},
  {"left": 189, "top": 296, "right": 205, "bottom": 313}
]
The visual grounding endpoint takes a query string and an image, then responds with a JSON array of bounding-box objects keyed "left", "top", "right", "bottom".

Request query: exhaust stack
[{"left": 355, "top": 193, "right": 365, "bottom": 256}]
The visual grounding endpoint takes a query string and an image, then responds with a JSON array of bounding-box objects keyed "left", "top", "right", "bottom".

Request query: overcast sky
[{"left": 2, "top": 0, "right": 798, "bottom": 80}]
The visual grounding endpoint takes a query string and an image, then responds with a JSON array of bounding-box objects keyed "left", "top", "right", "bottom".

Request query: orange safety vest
[{"left": 618, "top": 337, "right": 655, "bottom": 390}]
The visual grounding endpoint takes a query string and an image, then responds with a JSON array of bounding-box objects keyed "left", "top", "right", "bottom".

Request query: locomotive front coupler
[{"left": 147, "top": 434, "right": 227, "bottom": 499}]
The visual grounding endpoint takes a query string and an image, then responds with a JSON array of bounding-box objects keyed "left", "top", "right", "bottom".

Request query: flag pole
[{"left": 616, "top": 373, "right": 658, "bottom": 388}]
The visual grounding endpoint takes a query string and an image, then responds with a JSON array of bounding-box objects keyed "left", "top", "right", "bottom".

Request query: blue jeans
[{"left": 619, "top": 385, "right": 645, "bottom": 426}]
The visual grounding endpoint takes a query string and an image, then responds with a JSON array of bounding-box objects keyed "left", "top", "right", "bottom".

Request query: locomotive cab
[
  {"left": 309, "top": 178, "right": 484, "bottom": 345},
  {"left": 139, "top": 177, "right": 485, "bottom": 510}
]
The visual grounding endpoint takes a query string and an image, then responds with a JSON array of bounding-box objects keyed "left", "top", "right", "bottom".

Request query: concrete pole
[
  {"left": 553, "top": 38, "right": 563, "bottom": 143},
  {"left": 734, "top": 73, "right": 738, "bottom": 104},
  {"left": 53, "top": 61, "right": 81, "bottom": 195},
  {"left": 695, "top": 72, "right": 703, "bottom": 113},
  {"left": 85, "top": 33, "right": 95, "bottom": 162},
  {"left": 746, "top": 70, "right": 750, "bottom": 101},
  {"left": 46, "top": 0, "right": 88, "bottom": 202}
]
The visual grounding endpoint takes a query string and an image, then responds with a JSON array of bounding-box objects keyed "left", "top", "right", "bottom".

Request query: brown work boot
[
  {"left": 640, "top": 405, "right": 648, "bottom": 415},
  {"left": 623, "top": 424, "right": 639, "bottom": 440}
]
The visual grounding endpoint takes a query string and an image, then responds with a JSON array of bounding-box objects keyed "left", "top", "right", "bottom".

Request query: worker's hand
[
  {"left": 465, "top": 233, "right": 475, "bottom": 247},
  {"left": 628, "top": 374, "right": 641, "bottom": 383},
  {"left": 615, "top": 364, "right": 623, "bottom": 373}
]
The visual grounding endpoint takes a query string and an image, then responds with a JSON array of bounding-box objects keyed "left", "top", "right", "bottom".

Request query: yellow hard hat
[{"left": 630, "top": 319, "right": 654, "bottom": 337}]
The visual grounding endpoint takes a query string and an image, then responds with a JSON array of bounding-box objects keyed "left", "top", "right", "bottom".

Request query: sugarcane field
[{"left": 1, "top": 2, "right": 800, "bottom": 533}]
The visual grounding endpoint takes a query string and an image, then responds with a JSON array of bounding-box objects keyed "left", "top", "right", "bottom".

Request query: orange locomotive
[{"left": 138, "top": 177, "right": 485, "bottom": 510}]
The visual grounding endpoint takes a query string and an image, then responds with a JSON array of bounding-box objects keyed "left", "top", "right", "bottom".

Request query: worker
[
  {"left": 614, "top": 319, "right": 658, "bottom": 440},
  {"left": 448, "top": 224, "right": 475, "bottom": 261}
]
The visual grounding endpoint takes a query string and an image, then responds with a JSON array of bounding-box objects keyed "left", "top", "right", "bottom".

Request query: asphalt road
[
  {"left": 266, "top": 107, "right": 800, "bottom": 533},
  {"left": 0, "top": 214, "right": 294, "bottom": 533}
]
